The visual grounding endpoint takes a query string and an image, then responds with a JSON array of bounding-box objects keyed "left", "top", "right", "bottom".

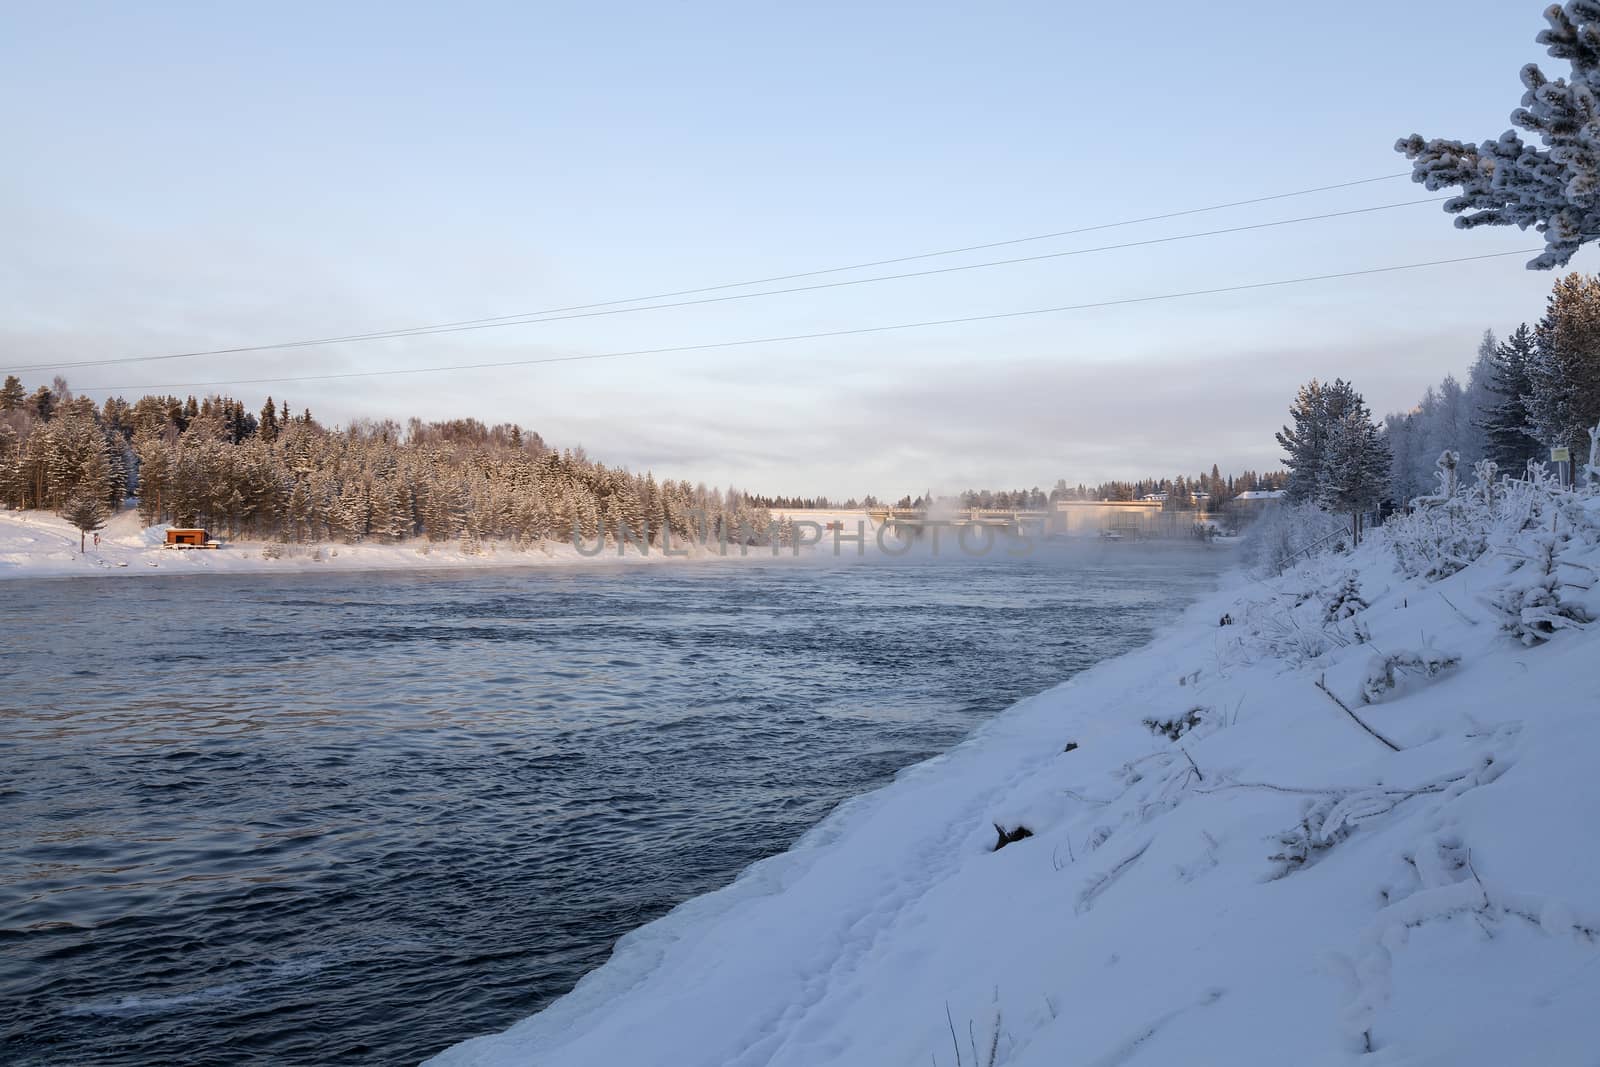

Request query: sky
[{"left": 0, "top": 0, "right": 1583, "bottom": 498}]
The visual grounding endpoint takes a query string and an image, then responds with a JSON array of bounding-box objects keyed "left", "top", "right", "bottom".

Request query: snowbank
[
  {"left": 428, "top": 492, "right": 1600, "bottom": 1066},
  {"left": 0, "top": 509, "right": 875, "bottom": 581}
]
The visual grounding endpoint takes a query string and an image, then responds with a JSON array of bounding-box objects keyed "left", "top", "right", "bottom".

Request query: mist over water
[{"left": 0, "top": 544, "right": 1227, "bottom": 1065}]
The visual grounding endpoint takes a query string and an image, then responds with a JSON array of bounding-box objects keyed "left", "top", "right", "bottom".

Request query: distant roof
[{"left": 1235, "top": 490, "right": 1287, "bottom": 500}]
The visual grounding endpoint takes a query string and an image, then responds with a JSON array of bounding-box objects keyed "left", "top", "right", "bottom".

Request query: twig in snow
[
  {"left": 1315, "top": 674, "right": 1402, "bottom": 752},
  {"left": 1195, "top": 774, "right": 1460, "bottom": 798},
  {"left": 1078, "top": 840, "right": 1153, "bottom": 913},
  {"left": 1437, "top": 591, "right": 1478, "bottom": 626},
  {"left": 1179, "top": 746, "right": 1204, "bottom": 782},
  {"left": 1466, "top": 848, "right": 1490, "bottom": 909},
  {"left": 946, "top": 1002, "right": 961, "bottom": 1067}
]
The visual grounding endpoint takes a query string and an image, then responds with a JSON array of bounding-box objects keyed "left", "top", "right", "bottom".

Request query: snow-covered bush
[
  {"left": 1386, "top": 501, "right": 1489, "bottom": 580},
  {"left": 1488, "top": 534, "right": 1594, "bottom": 645},
  {"left": 1588, "top": 422, "right": 1600, "bottom": 487},
  {"left": 1323, "top": 571, "right": 1367, "bottom": 623},
  {"left": 1241, "top": 595, "right": 1333, "bottom": 665},
  {"left": 1242, "top": 502, "right": 1346, "bottom": 576},
  {"left": 1267, "top": 795, "right": 1354, "bottom": 879},
  {"left": 1494, "top": 461, "right": 1567, "bottom": 537},
  {"left": 1360, "top": 647, "right": 1462, "bottom": 704},
  {"left": 1412, "top": 449, "right": 1461, "bottom": 507},
  {"left": 1385, "top": 453, "right": 1498, "bottom": 580},
  {"left": 1142, "top": 707, "right": 1206, "bottom": 741}
]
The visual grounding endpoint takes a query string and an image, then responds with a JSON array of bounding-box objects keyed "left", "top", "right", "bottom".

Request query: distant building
[
  {"left": 1053, "top": 499, "right": 1166, "bottom": 538},
  {"left": 1219, "top": 489, "right": 1287, "bottom": 533},
  {"left": 164, "top": 528, "right": 219, "bottom": 549}
]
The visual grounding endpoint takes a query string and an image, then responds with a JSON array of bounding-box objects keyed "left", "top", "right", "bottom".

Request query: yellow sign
[{"left": 1551, "top": 447, "right": 1571, "bottom": 462}]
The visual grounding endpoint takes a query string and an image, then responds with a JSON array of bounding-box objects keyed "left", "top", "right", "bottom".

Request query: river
[{"left": 0, "top": 543, "right": 1227, "bottom": 1065}]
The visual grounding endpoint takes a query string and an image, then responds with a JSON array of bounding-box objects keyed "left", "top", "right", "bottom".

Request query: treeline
[
  {"left": 0, "top": 376, "right": 786, "bottom": 547},
  {"left": 1383, "top": 271, "right": 1600, "bottom": 501},
  {"left": 934, "top": 469, "right": 1286, "bottom": 512}
]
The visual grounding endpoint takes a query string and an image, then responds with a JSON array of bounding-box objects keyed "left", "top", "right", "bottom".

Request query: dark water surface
[{"left": 0, "top": 545, "right": 1225, "bottom": 1065}]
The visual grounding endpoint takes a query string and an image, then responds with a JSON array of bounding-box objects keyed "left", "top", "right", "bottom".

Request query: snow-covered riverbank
[
  {"left": 430, "top": 493, "right": 1600, "bottom": 1066},
  {"left": 0, "top": 509, "right": 872, "bottom": 580}
]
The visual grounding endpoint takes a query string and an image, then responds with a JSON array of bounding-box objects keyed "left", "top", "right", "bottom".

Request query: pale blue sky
[{"left": 0, "top": 0, "right": 1577, "bottom": 496}]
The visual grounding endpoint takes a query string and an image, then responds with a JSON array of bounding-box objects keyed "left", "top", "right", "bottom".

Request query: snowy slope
[{"left": 429, "top": 500, "right": 1600, "bottom": 1066}]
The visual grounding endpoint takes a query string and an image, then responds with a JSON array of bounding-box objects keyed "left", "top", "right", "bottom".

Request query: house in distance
[{"left": 164, "top": 528, "right": 222, "bottom": 550}]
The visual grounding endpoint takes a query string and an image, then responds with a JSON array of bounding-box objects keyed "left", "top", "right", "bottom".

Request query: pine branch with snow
[
  {"left": 1396, "top": 2, "right": 1600, "bottom": 269},
  {"left": 1361, "top": 648, "right": 1462, "bottom": 704}
]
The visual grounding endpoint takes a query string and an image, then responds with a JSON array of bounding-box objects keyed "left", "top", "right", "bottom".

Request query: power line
[
  {"left": 79, "top": 247, "right": 1537, "bottom": 395},
  {"left": 12, "top": 194, "right": 1442, "bottom": 375}
]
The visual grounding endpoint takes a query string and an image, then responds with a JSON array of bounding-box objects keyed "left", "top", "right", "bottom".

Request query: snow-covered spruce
[
  {"left": 1323, "top": 571, "right": 1367, "bottom": 623},
  {"left": 1488, "top": 534, "right": 1594, "bottom": 646},
  {"left": 429, "top": 484, "right": 1600, "bottom": 1067}
]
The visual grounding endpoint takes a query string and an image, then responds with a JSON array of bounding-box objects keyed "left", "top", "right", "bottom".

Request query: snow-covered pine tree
[
  {"left": 1278, "top": 380, "right": 1330, "bottom": 502},
  {"left": 331, "top": 481, "right": 368, "bottom": 543},
  {"left": 133, "top": 435, "right": 171, "bottom": 525},
  {"left": 0, "top": 422, "right": 25, "bottom": 509},
  {"left": 1318, "top": 400, "right": 1391, "bottom": 547},
  {"left": 1464, "top": 329, "right": 1499, "bottom": 458},
  {"left": 62, "top": 492, "right": 107, "bottom": 553},
  {"left": 0, "top": 375, "right": 25, "bottom": 412},
  {"left": 286, "top": 480, "right": 311, "bottom": 543},
  {"left": 1528, "top": 273, "right": 1600, "bottom": 462},
  {"left": 1324, "top": 571, "right": 1368, "bottom": 623},
  {"left": 389, "top": 480, "right": 416, "bottom": 541},
  {"left": 1279, "top": 379, "right": 1365, "bottom": 505},
  {"left": 41, "top": 417, "right": 88, "bottom": 508},
  {"left": 1479, "top": 324, "right": 1543, "bottom": 471},
  {"left": 79, "top": 438, "right": 116, "bottom": 515},
  {"left": 29, "top": 385, "right": 56, "bottom": 423},
  {"left": 1382, "top": 410, "right": 1424, "bottom": 506},
  {"left": 1396, "top": 1, "right": 1600, "bottom": 269},
  {"left": 366, "top": 480, "right": 396, "bottom": 544}
]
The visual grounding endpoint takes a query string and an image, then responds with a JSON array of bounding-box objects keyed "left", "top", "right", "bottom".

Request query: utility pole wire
[
  {"left": 8, "top": 175, "right": 1417, "bottom": 375},
  {"left": 77, "top": 247, "right": 1538, "bottom": 394}
]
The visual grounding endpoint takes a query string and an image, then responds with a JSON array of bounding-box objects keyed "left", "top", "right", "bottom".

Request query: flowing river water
[{"left": 0, "top": 544, "right": 1227, "bottom": 1065}]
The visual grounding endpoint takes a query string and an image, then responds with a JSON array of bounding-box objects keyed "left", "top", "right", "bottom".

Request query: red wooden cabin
[{"left": 164, "top": 528, "right": 216, "bottom": 549}]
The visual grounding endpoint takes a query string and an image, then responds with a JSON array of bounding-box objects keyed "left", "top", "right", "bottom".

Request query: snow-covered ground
[
  {"left": 429, "top": 495, "right": 1600, "bottom": 1066},
  {"left": 0, "top": 509, "right": 874, "bottom": 580}
]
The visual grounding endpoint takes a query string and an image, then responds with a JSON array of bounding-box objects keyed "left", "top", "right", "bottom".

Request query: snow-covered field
[
  {"left": 430, "top": 494, "right": 1600, "bottom": 1066},
  {"left": 0, "top": 509, "right": 874, "bottom": 580}
]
